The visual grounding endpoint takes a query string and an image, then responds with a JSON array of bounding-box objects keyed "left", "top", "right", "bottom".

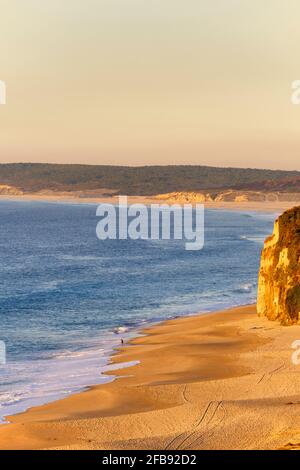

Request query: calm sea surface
[{"left": 0, "top": 200, "right": 276, "bottom": 421}]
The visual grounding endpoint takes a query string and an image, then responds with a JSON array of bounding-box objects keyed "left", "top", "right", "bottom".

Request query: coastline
[
  {"left": 0, "top": 193, "right": 298, "bottom": 213},
  {"left": 0, "top": 202, "right": 273, "bottom": 435},
  {"left": 1, "top": 304, "right": 300, "bottom": 450}
]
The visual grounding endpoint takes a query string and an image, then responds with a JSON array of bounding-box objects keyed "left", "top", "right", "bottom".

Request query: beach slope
[{"left": 1, "top": 305, "right": 300, "bottom": 450}]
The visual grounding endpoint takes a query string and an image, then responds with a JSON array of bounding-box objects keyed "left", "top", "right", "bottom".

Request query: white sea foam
[
  {"left": 113, "top": 326, "right": 129, "bottom": 334},
  {"left": 0, "top": 333, "right": 137, "bottom": 424},
  {"left": 240, "top": 235, "right": 265, "bottom": 244},
  {"left": 240, "top": 283, "right": 253, "bottom": 292}
]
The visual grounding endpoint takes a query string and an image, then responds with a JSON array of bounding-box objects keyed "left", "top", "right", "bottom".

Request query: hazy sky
[{"left": 0, "top": 0, "right": 300, "bottom": 169}]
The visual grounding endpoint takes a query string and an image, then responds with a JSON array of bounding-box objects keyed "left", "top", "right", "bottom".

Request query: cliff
[
  {"left": 257, "top": 206, "right": 300, "bottom": 325},
  {"left": 154, "top": 191, "right": 300, "bottom": 204},
  {"left": 0, "top": 185, "right": 23, "bottom": 196},
  {"left": 154, "top": 192, "right": 213, "bottom": 203}
]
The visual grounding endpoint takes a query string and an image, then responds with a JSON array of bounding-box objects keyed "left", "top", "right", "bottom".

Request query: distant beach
[{"left": 0, "top": 192, "right": 298, "bottom": 213}]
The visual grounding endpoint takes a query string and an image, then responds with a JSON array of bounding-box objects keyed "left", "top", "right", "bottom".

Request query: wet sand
[{"left": 1, "top": 305, "right": 300, "bottom": 450}]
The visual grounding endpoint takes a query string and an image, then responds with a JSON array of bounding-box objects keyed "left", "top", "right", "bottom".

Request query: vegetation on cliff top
[{"left": 0, "top": 163, "right": 299, "bottom": 195}]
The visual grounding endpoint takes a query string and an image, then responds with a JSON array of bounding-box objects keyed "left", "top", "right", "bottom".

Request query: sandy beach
[
  {"left": 1, "top": 304, "right": 300, "bottom": 450},
  {"left": 1, "top": 193, "right": 299, "bottom": 214}
]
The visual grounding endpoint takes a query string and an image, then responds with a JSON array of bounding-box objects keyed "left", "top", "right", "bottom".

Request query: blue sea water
[{"left": 0, "top": 200, "right": 277, "bottom": 421}]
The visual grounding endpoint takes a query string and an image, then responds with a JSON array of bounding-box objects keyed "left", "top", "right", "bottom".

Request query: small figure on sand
[{"left": 121, "top": 338, "right": 124, "bottom": 345}]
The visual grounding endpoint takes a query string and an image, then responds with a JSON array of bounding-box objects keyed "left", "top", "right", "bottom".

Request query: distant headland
[{"left": 0, "top": 163, "right": 299, "bottom": 199}]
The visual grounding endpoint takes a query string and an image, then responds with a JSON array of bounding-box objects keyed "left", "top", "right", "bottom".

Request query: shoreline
[
  {"left": 0, "top": 302, "right": 252, "bottom": 425},
  {"left": 1, "top": 304, "right": 300, "bottom": 449},
  {"left": 0, "top": 194, "right": 298, "bottom": 213}
]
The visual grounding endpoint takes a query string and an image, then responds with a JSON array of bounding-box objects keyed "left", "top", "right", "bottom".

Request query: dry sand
[
  {"left": 1, "top": 305, "right": 300, "bottom": 450},
  {"left": 0, "top": 193, "right": 298, "bottom": 213}
]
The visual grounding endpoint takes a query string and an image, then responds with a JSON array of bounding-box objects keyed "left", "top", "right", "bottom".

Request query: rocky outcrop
[
  {"left": 214, "top": 190, "right": 264, "bottom": 202},
  {"left": 0, "top": 185, "right": 23, "bottom": 195},
  {"left": 257, "top": 206, "right": 300, "bottom": 325},
  {"left": 154, "top": 192, "right": 213, "bottom": 203},
  {"left": 155, "top": 191, "right": 300, "bottom": 204}
]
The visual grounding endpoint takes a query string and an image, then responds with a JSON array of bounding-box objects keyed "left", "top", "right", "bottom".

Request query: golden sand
[{"left": 1, "top": 305, "right": 300, "bottom": 450}]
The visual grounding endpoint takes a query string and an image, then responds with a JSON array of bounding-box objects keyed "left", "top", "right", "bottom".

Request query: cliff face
[
  {"left": 155, "top": 192, "right": 213, "bottom": 203},
  {"left": 155, "top": 191, "right": 300, "bottom": 204},
  {"left": 257, "top": 206, "right": 300, "bottom": 325},
  {"left": 0, "top": 185, "right": 23, "bottom": 195}
]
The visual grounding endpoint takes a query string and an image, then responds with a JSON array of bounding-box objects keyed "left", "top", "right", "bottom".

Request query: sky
[{"left": 0, "top": 0, "right": 300, "bottom": 170}]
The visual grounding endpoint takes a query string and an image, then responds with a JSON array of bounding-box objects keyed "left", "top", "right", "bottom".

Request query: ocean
[{"left": 0, "top": 200, "right": 277, "bottom": 422}]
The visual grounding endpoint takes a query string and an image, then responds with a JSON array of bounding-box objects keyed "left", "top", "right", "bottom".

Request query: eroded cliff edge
[{"left": 257, "top": 206, "right": 300, "bottom": 325}]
